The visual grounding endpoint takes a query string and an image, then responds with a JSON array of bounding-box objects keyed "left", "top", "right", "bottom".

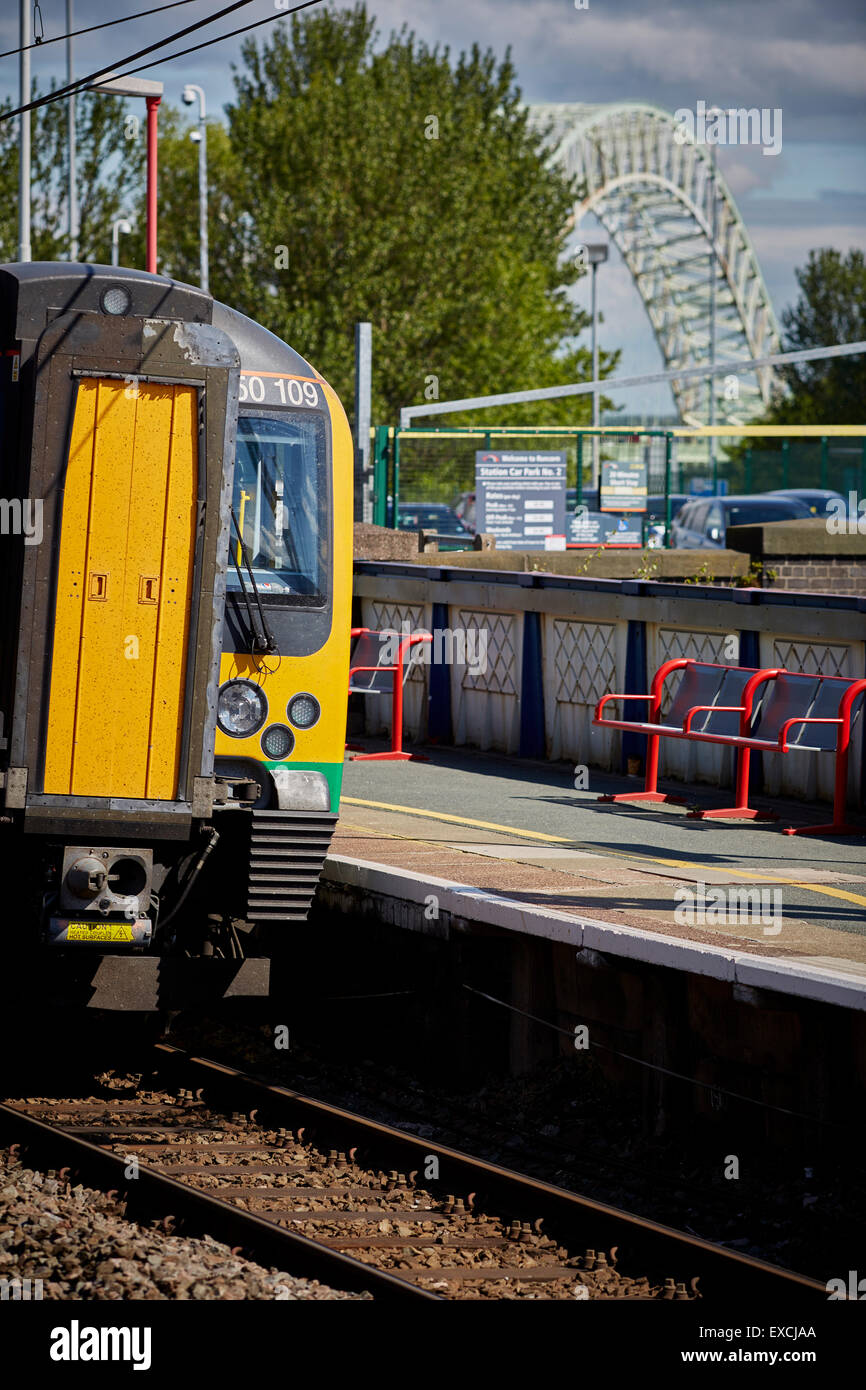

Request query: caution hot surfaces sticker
[{"left": 65, "top": 922, "right": 135, "bottom": 943}]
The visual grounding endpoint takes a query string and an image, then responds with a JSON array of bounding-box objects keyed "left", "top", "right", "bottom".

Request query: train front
[{"left": 0, "top": 263, "right": 351, "bottom": 1010}]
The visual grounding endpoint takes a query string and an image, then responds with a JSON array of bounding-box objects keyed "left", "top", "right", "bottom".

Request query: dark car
[
  {"left": 671, "top": 494, "right": 812, "bottom": 548},
  {"left": 397, "top": 503, "right": 473, "bottom": 539},
  {"left": 771, "top": 488, "right": 847, "bottom": 517}
]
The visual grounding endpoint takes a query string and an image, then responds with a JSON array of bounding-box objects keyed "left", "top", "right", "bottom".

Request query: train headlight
[
  {"left": 100, "top": 284, "right": 131, "bottom": 316},
  {"left": 217, "top": 680, "right": 267, "bottom": 737},
  {"left": 261, "top": 724, "right": 295, "bottom": 759},
  {"left": 287, "top": 693, "right": 320, "bottom": 729}
]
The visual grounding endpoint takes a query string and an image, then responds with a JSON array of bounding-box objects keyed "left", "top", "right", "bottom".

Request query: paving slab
[{"left": 327, "top": 746, "right": 866, "bottom": 998}]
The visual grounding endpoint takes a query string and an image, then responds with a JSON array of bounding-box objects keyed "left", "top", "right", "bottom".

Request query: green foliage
[
  {"left": 765, "top": 248, "right": 866, "bottom": 425},
  {"left": 123, "top": 107, "right": 250, "bottom": 288},
  {"left": 2, "top": 5, "right": 618, "bottom": 430},
  {"left": 717, "top": 248, "right": 866, "bottom": 486},
  {"left": 0, "top": 91, "right": 143, "bottom": 263},
  {"left": 220, "top": 3, "right": 617, "bottom": 423}
]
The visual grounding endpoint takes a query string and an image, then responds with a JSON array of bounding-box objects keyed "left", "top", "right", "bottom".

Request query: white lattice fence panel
[
  {"left": 460, "top": 611, "right": 517, "bottom": 694},
  {"left": 452, "top": 609, "right": 520, "bottom": 752},
  {"left": 762, "top": 636, "right": 862, "bottom": 803},
  {"left": 553, "top": 620, "right": 617, "bottom": 705},
  {"left": 545, "top": 617, "right": 624, "bottom": 766},
  {"left": 771, "top": 640, "right": 852, "bottom": 679},
  {"left": 359, "top": 599, "right": 431, "bottom": 740},
  {"left": 648, "top": 625, "right": 735, "bottom": 787}
]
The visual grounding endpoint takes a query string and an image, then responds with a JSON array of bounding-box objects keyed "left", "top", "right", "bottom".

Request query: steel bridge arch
[{"left": 527, "top": 102, "right": 782, "bottom": 425}]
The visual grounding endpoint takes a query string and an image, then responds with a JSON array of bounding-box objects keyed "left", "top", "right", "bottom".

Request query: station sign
[
  {"left": 600, "top": 458, "right": 648, "bottom": 512},
  {"left": 474, "top": 451, "right": 567, "bottom": 550},
  {"left": 567, "top": 507, "right": 643, "bottom": 547}
]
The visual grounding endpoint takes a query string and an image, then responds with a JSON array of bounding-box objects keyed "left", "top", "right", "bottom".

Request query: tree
[
  {"left": 219, "top": 4, "right": 617, "bottom": 424},
  {"left": 766, "top": 248, "right": 866, "bottom": 425},
  {"left": 0, "top": 91, "right": 144, "bottom": 263},
  {"left": 2, "top": 7, "right": 619, "bottom": 434}
]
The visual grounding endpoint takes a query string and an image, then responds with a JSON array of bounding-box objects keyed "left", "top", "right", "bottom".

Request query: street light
[
  {"left": 582, "top": 240, "right": 609, "bottom": 489},
  {"left": 182, "top": 84, "right": 208, "bottom": 293},
  {"left": 89, "top": 73, "right": 164, "bottom": 273},
  {"left": 111, "top": 217, "right": 132, "bottom": 266},
  {"left": 18, "top": 0, "right": 31, "bottom": 262},
  {"left": 66, "top": 0, "right": 79, "bottom": 261},
  {"left": 706, "top": 106, "right": 725, "bottom": 494}
]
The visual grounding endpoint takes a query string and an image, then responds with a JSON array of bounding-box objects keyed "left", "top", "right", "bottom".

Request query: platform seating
[
  {"left": 593, "top": 658, "right": 866, "bottom": 836},
  {"left": 347, "top": 627, "right": 432, "bottom": 761}
]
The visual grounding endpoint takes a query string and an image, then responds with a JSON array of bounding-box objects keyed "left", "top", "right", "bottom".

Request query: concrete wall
[
  {"left": 314, "top": 870, "right": 866, "bottom": 1138},
  {"left": 354, "top": 560, "right": 866, "bottom": 807}
]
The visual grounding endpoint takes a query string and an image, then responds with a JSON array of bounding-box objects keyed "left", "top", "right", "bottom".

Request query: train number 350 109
[{"left": 239, "top": 374, "right": 321, "bottom": 408}]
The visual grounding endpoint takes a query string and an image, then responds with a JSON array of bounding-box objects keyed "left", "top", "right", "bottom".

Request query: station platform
[{"left": 326, "top": 746, "right": 866, "bottom": 1011}]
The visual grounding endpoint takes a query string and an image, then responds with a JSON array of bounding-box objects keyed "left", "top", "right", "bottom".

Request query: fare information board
[
  {"left": 475, "top": 451, "right": 567, "bottom": 550},
  {"left": 600, "top": 459, "right": 648, "bottom": 512}
]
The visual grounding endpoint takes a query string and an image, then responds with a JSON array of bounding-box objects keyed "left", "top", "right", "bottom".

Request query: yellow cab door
[{"left": 43, "top": 377, "right": 198, "bottom": 800}]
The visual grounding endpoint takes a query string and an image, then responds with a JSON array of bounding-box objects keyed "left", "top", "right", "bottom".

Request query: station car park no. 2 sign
[{"left": 474, "top": 451, "right": 567, "bottom": 550}]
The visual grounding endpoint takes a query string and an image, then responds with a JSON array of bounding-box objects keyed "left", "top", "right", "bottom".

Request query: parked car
[
  {"left": 671, "top": 494, "right": 812, "bottom": 548},
  {"left": 397, "top": 503, "right": 473, "bottom": 539},
  {"left": 770, "top": 488, "right": 846, "bottom": 517},
  {"left": 644, "top": 494, "right": 689, "bottom": 547}
]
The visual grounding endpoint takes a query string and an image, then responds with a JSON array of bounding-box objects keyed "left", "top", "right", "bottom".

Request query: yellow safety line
[
  {"left": 341, "top": 796, "right": 866, "bottom": 909},
  {"left": 673, "top": 425, "right": 865, "bottom": 438}
]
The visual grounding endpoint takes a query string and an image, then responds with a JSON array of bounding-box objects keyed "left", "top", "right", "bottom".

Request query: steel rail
[
  {"left": 148, "top": 1045, "right": 827, "bottom": 1301},
  {"left": 0, "top": 1098, "right": 438, "bottom": 1303}
]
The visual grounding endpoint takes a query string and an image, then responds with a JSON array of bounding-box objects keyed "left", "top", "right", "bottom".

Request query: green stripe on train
[{"left": 264, "top": 760, "right": 344, "bottom": 812}]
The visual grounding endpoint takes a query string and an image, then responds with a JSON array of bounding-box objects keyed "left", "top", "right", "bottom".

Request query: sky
[{"left": 1, "top": 0, "right": 864, "bottom": 415}]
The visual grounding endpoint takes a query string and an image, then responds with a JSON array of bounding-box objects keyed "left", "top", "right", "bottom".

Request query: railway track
[{"left": 0, "top": 1044, "right": 827, "bottom": 1302}]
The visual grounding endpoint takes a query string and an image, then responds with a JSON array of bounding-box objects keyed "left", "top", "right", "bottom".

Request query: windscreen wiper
[{"left": 229, "top": 507, "right": 279, "bottom": 656}]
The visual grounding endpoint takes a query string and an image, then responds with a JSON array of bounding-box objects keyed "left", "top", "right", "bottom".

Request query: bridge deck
[{"left": 331, "top": 746, "right": 866, "bottom": 1006}]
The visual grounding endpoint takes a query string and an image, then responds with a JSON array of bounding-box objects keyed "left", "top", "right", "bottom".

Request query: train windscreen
[{"left": 228, "top": 411, "right": 327, "bottom": 605}]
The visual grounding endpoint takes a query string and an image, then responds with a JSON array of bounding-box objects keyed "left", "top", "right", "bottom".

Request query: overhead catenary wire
[
  {"left": 0, "top": 0, "right": 205, "bottom": 62},
  {"left": 1, "top": 0, "right": 323, "bottom": 123},
  {"left": 75, "top": 0, "right": 325, "bottom": 100},
  {"left": 2, "top": 0, "right": 258, "bottom": 122}
]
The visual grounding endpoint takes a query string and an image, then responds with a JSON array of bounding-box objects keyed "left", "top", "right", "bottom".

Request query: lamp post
[
  {"left": 182, "top": 84, "right": 208, "bottom": 292},
  {"left": 111, "top": 217, "right": 132, "bottom": 266},
  {"left": 67, "top": 0, "right": 79, "bottom": 260},
  {"left": 583, "top": 241, "right": 609, "bottom": 490},
  {"left": 89, "top": 73, "right": 164, "bottom": 273},
  {"left": 18, "top": 0, "right": 31, "bottom": 262},
  {"left": 706, "top": 106, "right": 725, "bottom": 494}
]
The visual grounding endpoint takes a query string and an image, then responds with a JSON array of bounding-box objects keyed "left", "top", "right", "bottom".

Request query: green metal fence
[
  {"left": 371, "top": 425, "right": 866, "bottom": 541},
  {"left": 373, "top": 424, "right": 673, "bottom": 517}
]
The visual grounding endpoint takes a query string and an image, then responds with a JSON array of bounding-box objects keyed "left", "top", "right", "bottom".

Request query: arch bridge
[{"left": 528, "top": 102, "right": 782, "bottom": 425}]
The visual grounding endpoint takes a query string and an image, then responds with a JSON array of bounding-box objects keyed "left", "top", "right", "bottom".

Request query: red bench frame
[
  {"left": 594, "top": 659, "right": 866, "bottom": 836},
  {"left": 347, "top": 627, "right": 432, "bottom": 761}
]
